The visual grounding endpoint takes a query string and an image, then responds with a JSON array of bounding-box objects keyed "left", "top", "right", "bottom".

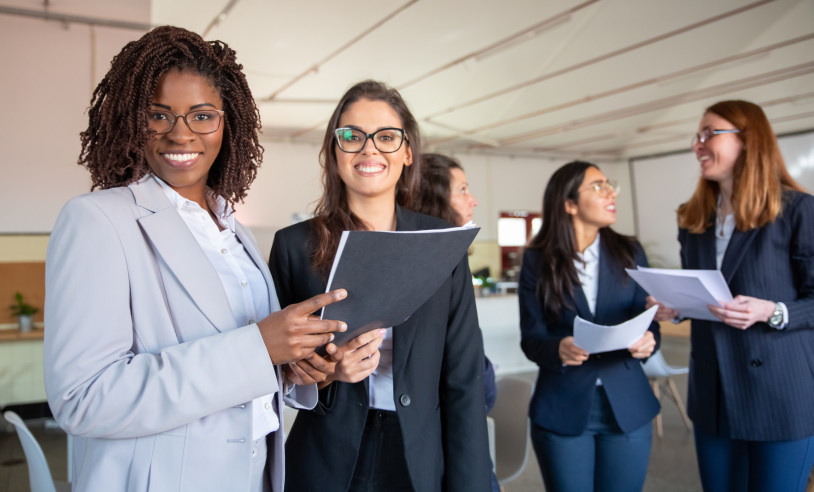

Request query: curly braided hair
[{"left": 78, "top": 25, "right": 263, "bottom": 207}]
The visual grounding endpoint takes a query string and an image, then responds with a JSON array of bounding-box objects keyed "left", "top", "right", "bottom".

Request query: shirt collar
[
  {"left": 151, "top": 174, "right": 235, "bottom": 232},
  {"left": 578, "top": 233, "right": 600, "bottom": 263}
]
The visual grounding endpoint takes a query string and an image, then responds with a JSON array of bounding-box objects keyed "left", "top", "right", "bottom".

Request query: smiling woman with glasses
[
  {"left": 519, "top": 160, "right": 665, "bottom": 492},
  {"left": 650, "top": 100, "right": 814, "bottom": 492},
  {"left": 269, "top": 80, "right": 492, "bottom": 491},
  {"left": 44, "top": 26, "right": 348, "bottom": 491}
]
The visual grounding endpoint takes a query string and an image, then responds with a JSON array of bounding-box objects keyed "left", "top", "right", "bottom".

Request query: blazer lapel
[
  {"left": 720, "top": 227, "right": 759, "bottom": 283},
  {"left": 236, "top": 222, "right": 281, "bottom": 312},
  {"left": 392, "top": 206, "right": 420, "bottom": 378},
  {"left": 697, "top": 224, "right": 718, "bottom": 270},
  {"left": 592, "top": 246, "right": 615, "bottom": 324},
  {"left": 130, "top": 176, "right": 235, "bottom": 333}
]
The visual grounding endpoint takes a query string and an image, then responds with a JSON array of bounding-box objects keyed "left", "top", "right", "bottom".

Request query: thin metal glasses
[
  {"left": 691, "top": 128, "right": 740, "bottom": 147},
  {"left": 148, "top": 109, "right": 225, "bottom": 135},
  {"left": 581, "top": 180, "right": 620, "bottom": 198},
  {"left": 334, "top": 127, "right": 406, "bottom": 153}
]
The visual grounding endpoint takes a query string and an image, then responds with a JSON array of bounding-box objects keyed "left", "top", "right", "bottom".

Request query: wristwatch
[{"left": 767, "top": 302, "right": 784, "bottom": 329}]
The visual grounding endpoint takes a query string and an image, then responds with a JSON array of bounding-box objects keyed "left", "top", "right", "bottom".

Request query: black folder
[{"left": 319, "top": 226, "right": 480, "bottom": 350}]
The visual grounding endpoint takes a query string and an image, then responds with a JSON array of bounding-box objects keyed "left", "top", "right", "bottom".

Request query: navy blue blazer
[
  {"left": 518, "top": 240, "right": 660, "bottom": 436},
  {"left": 680, "top": 190, "right": 814, "bottom": 441},
  {"left": 269, "top": 206, "right": 492, "bottom": 492}
]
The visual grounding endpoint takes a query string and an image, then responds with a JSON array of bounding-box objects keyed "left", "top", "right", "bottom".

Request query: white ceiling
[{"left": 5, "top": 0, "right": 814, "bottom": 161}]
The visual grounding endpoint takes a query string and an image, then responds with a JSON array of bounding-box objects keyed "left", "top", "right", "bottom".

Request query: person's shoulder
[
  {"left": 398, "top": 207, "right": 455, "bottom": 230},
  {"left": 783, "top": 189, "right": 814, "bottom": 208},
  {"left": 62, "top": 186, "right": 134, "bottom": 214},
  {"left": 273, "top": 218, "right": 314, "bottom": 245}
]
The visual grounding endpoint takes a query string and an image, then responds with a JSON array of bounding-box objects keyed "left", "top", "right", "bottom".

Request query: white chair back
[
  {"left": 3, "top": 411, "right": 69, "bottom": 492},
  {"left": 488, "top": 377, "right": 533, "bottom": 485}
]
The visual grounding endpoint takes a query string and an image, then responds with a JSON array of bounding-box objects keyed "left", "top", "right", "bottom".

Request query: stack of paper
[
  {"left": 625, "top": 266, "right": 733, "bottom": 322},
  {"left": 573, "top": 305, "right": 657, "bottom": 353}
]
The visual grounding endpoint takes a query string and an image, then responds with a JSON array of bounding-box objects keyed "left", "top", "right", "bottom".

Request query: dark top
[
  {"left": 269, "top": 206, "right": 492, "bottom": 492},
  {"left": 680, "top": 189, "right": 814, "bottom": 441},
  {"left": 518, "top": 240, "right": 660, "bottom": 436}
]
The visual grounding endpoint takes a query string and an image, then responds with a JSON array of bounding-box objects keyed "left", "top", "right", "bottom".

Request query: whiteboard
[{"left": 631, "top": 129, "right": 814, "bottom": 268}]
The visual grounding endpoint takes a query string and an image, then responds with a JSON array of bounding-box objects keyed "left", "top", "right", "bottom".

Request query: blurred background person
[
  {"left": 657, "top": 100, "right": 814, "bottom": 491},
  {"left": 519, "top": 160, "right": 661, "bottom": 492},
  {"left": 269, "top": 81, "right": 492, "bottom": 492},
  {"left": 416, "top": 152, "right": 498, "bottom": 492}
]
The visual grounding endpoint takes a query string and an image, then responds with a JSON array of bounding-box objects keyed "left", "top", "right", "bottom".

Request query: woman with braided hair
[{"left": 44, "top": 26, "right": 346, "bottom": 492}]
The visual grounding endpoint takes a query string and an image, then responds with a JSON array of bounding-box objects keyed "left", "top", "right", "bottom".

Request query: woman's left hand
[
  {"left": 707, "top": 295, "right": 776, "bottom": 330},
  {"left": 284, "top": 346, "right": 339, "bottom": 386},
  {"left": 628, "top": 330, "right": 656, "bottom": 359}
]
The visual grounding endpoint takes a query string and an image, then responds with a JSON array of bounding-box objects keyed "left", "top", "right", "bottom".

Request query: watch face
[{"left": 769, "top": 304, "right": 783, "bottom": 326}]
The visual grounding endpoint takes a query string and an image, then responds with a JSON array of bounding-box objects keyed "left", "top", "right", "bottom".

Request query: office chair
[
  {"left": 641, "top": 349, "right": 692, "bottom": 438},
  {"left": 488, "top": 377, "right": 533, "bottom": 486},
  {"left": 3, "top": 411, "right": 71, "bottom": 492}
]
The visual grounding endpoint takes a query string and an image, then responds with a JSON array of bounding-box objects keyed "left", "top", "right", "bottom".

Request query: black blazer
[
  {"left": 518, "top": 240, "right": 660, "bottom": 436},
  {"left": 680, "top": 190, "right": 814, "bottom": 441},
  {"left": 269, "top": 206, "right": 491, "bottom": 492}
]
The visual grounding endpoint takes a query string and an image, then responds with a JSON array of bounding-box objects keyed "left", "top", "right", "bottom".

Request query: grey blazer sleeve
[{"left": 44, "top": 193, "right": 280, "bottom": 439}]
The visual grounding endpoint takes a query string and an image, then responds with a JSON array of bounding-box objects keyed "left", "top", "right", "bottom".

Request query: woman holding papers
[
  {"left": 519, "top": 160, "right": 661, "bottom": 492},
  {"left": 43, "top": 27, "right": 347, "bottom": 491},
  {"left": 670, "top": 100, "right": 814, "bottom": 491},
  {"left": 269, "top": 80, "right": 491, "bottom": 491}
]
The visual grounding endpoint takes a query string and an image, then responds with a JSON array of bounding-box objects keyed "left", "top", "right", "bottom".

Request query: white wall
[
  {"left": 0, "top": 12, "right": 148, "bottom": 233},
  {"left": 632, "top": 130, "right": 814, "bottom": 268}
]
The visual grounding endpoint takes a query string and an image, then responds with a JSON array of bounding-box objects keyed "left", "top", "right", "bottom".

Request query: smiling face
[
  {"left": 448, "top": 167, "right": 478, "bottom": 226},
  {"left": 144, "top": 69, "right": 224, "bottom": 206},
  {"left": 693, "top": 112, "right": 743, "bottom": 188},
  {"left": 335, "top": 98, "right": 413, "bottom": 208},
  {"left": 566, "top": 166, "right": 617, "bottom": 231}
]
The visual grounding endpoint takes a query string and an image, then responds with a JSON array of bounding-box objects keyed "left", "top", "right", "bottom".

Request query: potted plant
[{"left": 10, "top": 292, "right": 38, "bottom": 333}]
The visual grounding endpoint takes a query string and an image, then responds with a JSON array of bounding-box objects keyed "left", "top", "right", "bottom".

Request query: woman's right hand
[
  {"left": 319, "top": 329, "right": 386, "bottom": 388},
  {"left": 646, "top": 296, "right": 680, "bottom": 322},
  {"left": 559, "top": 336, "right": 589, "bottom": 366},
  {"left": 257, "top": 289, "right": 348, "bottom": 364}
]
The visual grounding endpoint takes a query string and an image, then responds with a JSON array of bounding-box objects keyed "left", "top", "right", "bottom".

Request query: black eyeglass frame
[
  {"left": 148, "top": 109, "right": 225, "bottom": 135},
  {"left": 691, "top": 128, "right": 741, "bottom": 147},
  {"left": 334, "top": 127, "right": 408, "bottom": 154}
]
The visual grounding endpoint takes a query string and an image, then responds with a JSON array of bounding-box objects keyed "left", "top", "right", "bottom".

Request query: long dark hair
[
  {"left": 527, "top": 161, "right": 637, "bottom": 318},
  {"left": 415, "top": 153, "right": 463, "bottom": 225},
  {"left": 78, "top": 25, "right": 263, "bottom": 208},
  {"left": 311, "top": 80, "right": 423, "bottom": 275}
]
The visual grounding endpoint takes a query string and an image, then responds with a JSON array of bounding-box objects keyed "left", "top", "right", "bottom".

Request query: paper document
[
  {"left": 573, "top": 305, "right": 658, "bottom": 354},
  {"left": 319, "top": 226, "right": 480, "bottom": 350},
  {"left": 625, "top": 266, "right": 733, "bottom": 322}
]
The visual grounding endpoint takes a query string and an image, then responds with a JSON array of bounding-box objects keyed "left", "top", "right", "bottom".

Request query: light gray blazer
[{"left": 44, "top": 175, "right": 315, "bottom": 492}]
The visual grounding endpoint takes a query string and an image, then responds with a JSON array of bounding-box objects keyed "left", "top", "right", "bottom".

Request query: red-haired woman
[{"left": 655, "top": 100, "right": 814, "bottom": 491}]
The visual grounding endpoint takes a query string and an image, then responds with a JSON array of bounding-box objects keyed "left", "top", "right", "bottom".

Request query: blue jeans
[
  {"left": 530, "top": 386, "right": 652, "bottom": 492},
  {"left": 694, "top": 425, "right": 814, "bottom": 492}
]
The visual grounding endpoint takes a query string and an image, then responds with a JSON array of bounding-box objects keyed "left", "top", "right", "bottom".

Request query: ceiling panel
[{"left": 3, "top": 0, "right": 811, "bottom": 160}]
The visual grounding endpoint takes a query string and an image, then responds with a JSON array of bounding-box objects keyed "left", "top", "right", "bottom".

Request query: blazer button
[
  {"left": 750, "top": 359, "right": 762, "bottom": 367},
  {"left": 399, "top": 394, "right": 411, "bottom": 407}
]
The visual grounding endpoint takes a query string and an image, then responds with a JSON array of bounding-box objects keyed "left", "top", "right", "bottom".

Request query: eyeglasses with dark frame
[
  {"left": 580, "top": 180, "right": 620, "bottom": 198},
  {"left": 148, "top": 109, "right": 225, "bottom": 135},
  {"left": 334, "top": 127, "right": 407, "bottom": 153},
  {"left": 691, "top": 128, "right": 740, "bottom": 147}
]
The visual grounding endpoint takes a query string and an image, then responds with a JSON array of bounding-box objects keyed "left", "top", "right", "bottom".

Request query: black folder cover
[{"left": 319, "top": 226, "right": 480, "bottom": 350}]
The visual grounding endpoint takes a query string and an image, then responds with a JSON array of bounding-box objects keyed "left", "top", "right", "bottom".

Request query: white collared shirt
[
  {"left": 152, "top": 175, "right": 279, "bottom": 439},
  {"left": 575, "top": 234, "right": 600, "bottom": 316},
  {"left": 369, "top": 327, "right": 395, "bottom": 411}
]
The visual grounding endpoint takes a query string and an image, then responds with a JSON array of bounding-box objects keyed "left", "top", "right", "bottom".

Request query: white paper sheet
[
  {"left": 625, "top": 266, "right": 733, "bottom": 322},
  {"left": 573, "top": 305, "right": 658, "bottom": 354}
]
